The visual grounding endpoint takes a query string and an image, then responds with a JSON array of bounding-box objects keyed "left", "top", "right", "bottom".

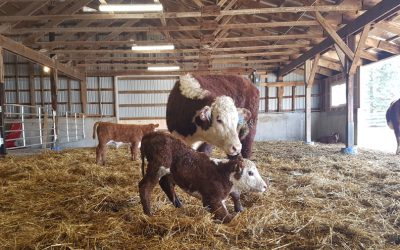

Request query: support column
[
  {"left": 342, "top": 35, "right": 358, "bottom": 154},
  {"left": 80, "top": 79, "right": 87, "bottom": 114},
  {"left": 0, "top": 47, "right": 6, "bottom": 155},
  {"left": 304, "top": 59, "right": 313, "bottom": 144},
  {"left": 50, "top": 67, "right": 58, "bottom": 146}
]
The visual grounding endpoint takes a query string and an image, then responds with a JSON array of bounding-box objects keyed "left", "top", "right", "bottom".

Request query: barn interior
[{"left": 0, "top": 0, "right": 400, "bottom": 249}]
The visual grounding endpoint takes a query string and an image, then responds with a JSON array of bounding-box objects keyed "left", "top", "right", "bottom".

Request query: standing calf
[
  {"left": 139, "top": 132, "right": 267, "bottom": 223},
  {"left": 93, "top": 122, "right": 159, "bottom": 165}
]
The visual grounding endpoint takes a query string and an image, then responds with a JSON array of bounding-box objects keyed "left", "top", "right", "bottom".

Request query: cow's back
[{"left": 166, "top": 75, "right": 259, "bottom": 137}]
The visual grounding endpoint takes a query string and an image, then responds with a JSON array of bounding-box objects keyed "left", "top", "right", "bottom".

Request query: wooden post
[
  {"left": 0, "top": 47, "right": 6, "bottom": 155},
  {"left": 28, "top": 62, "right": 36, "bottom": 106},
  {"left": 50, "top": 67, "right": 58, "bottom": 144},
  {"left": 291, "top": 86, "right": 296, "bottom": 111},
  {"left": 265, "top": 86, "right": 269, "bottom": 112},
  {"left": 277, "top": 87, "right": 284, "bottom": 112},
  {"left": 80, "top": 78, "right": 87, "bottom": 114},
  {"left": 343, "top": 35, "right": 357, "bottom": 154},
  {"left": 304, "top": 59, "right": 312, "bottom": 144}
]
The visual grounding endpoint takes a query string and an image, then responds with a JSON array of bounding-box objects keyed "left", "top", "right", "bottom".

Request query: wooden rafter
[
  {"left": 0, "top": 5, "right": 361, "bottom": 22},
  {"left": 349, "top": 23, "right": 371, "bottom": 75}
]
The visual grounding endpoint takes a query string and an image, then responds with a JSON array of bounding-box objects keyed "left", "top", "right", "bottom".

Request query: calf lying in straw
[
  {"left": 93, "top": 122, "right": 159, "bottom": 165},
  {"left": 139, "top": 132, "right": 267, "bottom": 223}
]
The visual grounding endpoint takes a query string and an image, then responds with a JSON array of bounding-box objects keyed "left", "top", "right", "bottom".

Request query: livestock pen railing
[
  {"left": 56, "top": 111, "right": 86, "bottom": 144},
  {"left": 3, "top": 104, "right": 85, "bottom": 150}
]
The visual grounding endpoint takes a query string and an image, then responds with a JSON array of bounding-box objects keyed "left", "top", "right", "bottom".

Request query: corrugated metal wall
[
  {"left": 86, "top": 76, "right": 115, "bottom": 116},
  {"left": 3, "top": 51, "right": 83, "bottom": 115},
  {"left": 117, "top": 77, "right": 177, "bottom": 120}
]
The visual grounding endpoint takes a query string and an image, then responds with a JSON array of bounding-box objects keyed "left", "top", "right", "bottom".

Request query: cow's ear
[
  {"left": 154, "top": 124, "right": 159, "bottom": 128},
  {"left": 237, "top": 108, "right": 252, "bottom": 123},
  {"left": 195, "top": 106, "right": 212, "bottom": 130},
  {"left": 199, "top": 106, "right": 211, "bottom": 121}
]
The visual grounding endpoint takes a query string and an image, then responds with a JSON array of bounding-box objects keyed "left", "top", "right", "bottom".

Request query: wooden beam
[
  {"left": 80, "top": 79, "right": 87, "bottom": 114},
  {"left": 85, "top": 67, "right": 254, "bottom": 77},
  {"left": 315, "top": 12, "right": 355, "bottom": 60},
  {"left": 280, "top": 0, "right": 400, "bottom": 75},
  {"left": 5, "top": 20, "right": 326, "bottom": 35},
  {"left": 374, "top": 21, "right": 400, "bottom": 36},
  {"left": 349, "top": 23, "right": 371, "bottom": 75},
  {"left": 50, "top": 68, "right": 58, "bottom": 112},
  {"left": 0, "top": 5, "right": 360, "bottom": 22},
  {"left": 0, "top": 35, "right": 84, "bottom": 80},
  {"left": 304, "top": 59, "right": 312, "bottom": 144},
  {"left": 308, "top": 54, "right": 321, "bottom": 87},
  {"left": 345, "top": 35, "right": 356, "bottom": 149},
  {"left": 28, "top": 62, "right": 36, "bottom": 106},
  {"left": 365, "top": 38, "right": 400, "bottom": 54},
  {"left": 259, "top": 81, "right": 304, "bottom": 87},
  {"left": 0, "top": 47, "right": 5, "bottom": 155}
]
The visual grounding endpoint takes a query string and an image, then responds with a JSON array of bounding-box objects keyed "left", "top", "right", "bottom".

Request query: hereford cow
[
  {"left": 386, "top": 99, "right": 400, "bottom": 154},
  {"left": 317, "top": 132, "right": 340, "bottom": 144},
  {"left": 93, "top": 122, "right": 159, "bottom": 165},
  {"left": 139, "top": 132, "right": 267, "bottom": 223},
  {"left": 166, "top": 74, "right": 259, "bottom": 158}
]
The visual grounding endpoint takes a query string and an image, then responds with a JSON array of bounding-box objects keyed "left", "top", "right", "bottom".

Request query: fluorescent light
[
  {"left": 43, "top": 66, "right": 50, "bottom": 73},
  {"left": 82, "top": 6, "right": 97, "bottom": 12},
  {"left": 148, "top": 66, "right": 180, "bottom": 71},
  {"left": 131, "top": 44, "right": 174, "bottom": 51},
  {"left": 99, "top": 4, "right": 163, "bottom": 12}
]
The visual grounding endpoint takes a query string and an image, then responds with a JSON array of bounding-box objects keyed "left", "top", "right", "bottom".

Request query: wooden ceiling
[{"left": 0, "top": 0, "right": 400, "bottom": 78}]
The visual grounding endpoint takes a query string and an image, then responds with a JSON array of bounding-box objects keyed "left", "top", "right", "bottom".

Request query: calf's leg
[
  {"left": 139, "top": 171, "right": 159, "bottom": 215},
  {"left": 229, "top": 192, "right": 243, "bottom": 212},
  {"left": 159, "top": 174, "right": 182, "bottom": 208},
  {"left": 395, "top": 127, "right": 400, "bottom": 155},
  {"left": 96, "top": 143, "right": 106, "bottom": 165},
  {"left": 131, "top": 142, "right": 139, "bottom": 161},
  {"left": 204, "top": 198, "right": 233, "bottom": 224}
]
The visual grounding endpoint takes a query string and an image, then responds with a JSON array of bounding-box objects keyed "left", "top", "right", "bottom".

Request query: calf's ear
[
  {"left": 154, "top": 124, "right": 159, "bottom": 128},
  {"left": 233, "top": 161, "right": 244, "bottom": 179},
  {"left": 237, "top": 108, "right": 252, "bottom": 123}
]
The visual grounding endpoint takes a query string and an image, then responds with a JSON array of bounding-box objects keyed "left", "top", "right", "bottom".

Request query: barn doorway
[{"left": 359, "top": 55, "right": 400, "bottom": 153}]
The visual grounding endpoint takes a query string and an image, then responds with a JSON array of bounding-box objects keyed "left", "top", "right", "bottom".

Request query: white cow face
[
  {"left": 230, "top": 159, "right": 267, "bottom": 193},
  {"left": 194, "top": 96, "right": 251, "bottom": 156}
]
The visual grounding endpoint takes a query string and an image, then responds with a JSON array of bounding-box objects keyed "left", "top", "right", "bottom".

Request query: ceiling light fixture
[
  {"left": 43, "top": 66, "right": 50, "bottom": 73},
  {"left": 131, "top": 44, "right": 174, "bottom": 51},
  {"left": 99, "top": 4, "right": 163, "bottom": 12},
  {"left": 148, "top": 66, "right": 180, "bottom": 71}
]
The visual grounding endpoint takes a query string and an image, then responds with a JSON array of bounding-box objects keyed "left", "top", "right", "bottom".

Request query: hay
[{"left": 0, "top": 142, "right": 399, "bottom": 249}]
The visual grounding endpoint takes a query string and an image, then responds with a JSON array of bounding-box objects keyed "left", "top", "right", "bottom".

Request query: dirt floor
[{"left": 0, "top": 142, "right": 399, "bottom": 249}]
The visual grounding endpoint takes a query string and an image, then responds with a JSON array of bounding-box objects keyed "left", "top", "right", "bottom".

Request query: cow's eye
[
  {"left": 248, "top": 171, "right": 254, "bottom": 176},
  {"left": 217, "top": 117, "right": 223, "bottom": 123}
]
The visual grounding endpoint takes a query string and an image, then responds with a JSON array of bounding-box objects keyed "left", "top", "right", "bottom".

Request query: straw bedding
[{"left": 0, "top": 142, "right": 399, "bottom": 249}]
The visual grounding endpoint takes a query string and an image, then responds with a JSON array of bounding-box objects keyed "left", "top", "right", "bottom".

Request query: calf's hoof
[
  {"left": 216, "top": 214, "right": 234, "bottom": 224},
  {"left": 174, "top": 198, "right": 183, "bottom": 208},
  {"left": 234, "top": 206, "right": 244, "bottom": 213}
]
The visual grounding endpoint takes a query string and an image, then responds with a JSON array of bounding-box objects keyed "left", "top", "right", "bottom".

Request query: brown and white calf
[
  {"left": 166, "top": 74, "right": 259, "bottom": 158},
  {"left": 93, "top": 122, "right": 159, "bottom": 165},
  {"left": 317, "top": 132, "right": 340, "bottom": 144},
  {"left": 139, "top": 132, "right": 267, "bottom": 223},
  {"left": 386, "top": 99, "right": 400, "bottom": 154}
]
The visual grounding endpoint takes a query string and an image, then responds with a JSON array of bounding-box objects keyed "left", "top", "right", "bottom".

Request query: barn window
[{"left": 331, "top": 82, "right": 346, "bottom": 107}]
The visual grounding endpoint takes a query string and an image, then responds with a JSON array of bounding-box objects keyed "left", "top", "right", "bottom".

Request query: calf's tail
[
  {"left": 141, "top": 153, "right": 146, "bottom": 177},
  {"left": 93, "top": 122, "right": 100, "bottom": 139}
]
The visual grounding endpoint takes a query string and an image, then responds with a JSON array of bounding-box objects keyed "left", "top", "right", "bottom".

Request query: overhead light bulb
[{"left": 43, "top": 66, "right": 50, "bottom": 73}]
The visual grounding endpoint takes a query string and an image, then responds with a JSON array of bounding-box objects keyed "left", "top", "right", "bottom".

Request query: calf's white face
[
  {"left": 195, "top": 96, "right": 251, "bottom": 156},
  {"left": 230, "top": 159, "right": 267, "bottom": 193}
]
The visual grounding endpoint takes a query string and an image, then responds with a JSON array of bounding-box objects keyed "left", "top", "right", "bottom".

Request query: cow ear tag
[{"left": 199, "top": 106, "right": 211, "bottom": 121}]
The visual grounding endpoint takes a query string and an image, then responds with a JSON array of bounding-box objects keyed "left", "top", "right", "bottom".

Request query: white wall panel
[
  {"left": 5, "top": 78, "right": 16, "bottom": 90},
  {"left": 17, "top": 64, "right": 29, "bottom": 76},
  {"left": 18, "top": 78, "right": 29, "bottom": 90}
]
